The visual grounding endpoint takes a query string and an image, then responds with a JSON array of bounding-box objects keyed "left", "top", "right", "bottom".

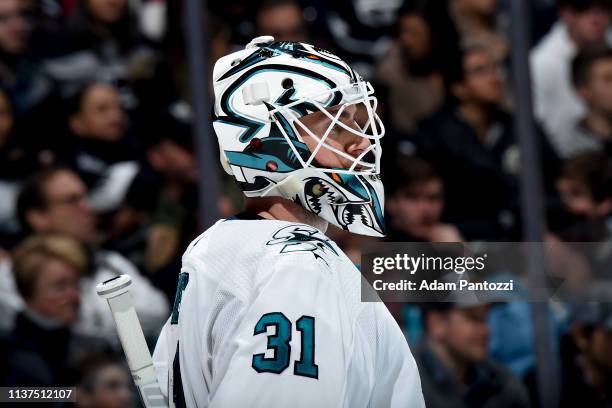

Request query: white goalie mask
[{"left": 212, "top": 36, "right": 386, "bottom": 236}]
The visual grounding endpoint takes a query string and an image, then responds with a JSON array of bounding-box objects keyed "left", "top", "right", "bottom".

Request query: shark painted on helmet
[{"left": 212, "top": 36, "right": 386, "bottom": 236}]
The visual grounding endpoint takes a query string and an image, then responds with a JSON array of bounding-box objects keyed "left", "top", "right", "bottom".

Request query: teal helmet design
[{"left": 212, "top": 36, "right": 386, "bottom": 236}]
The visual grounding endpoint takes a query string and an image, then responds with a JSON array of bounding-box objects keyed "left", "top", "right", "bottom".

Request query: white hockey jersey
[{"left": 152, "top": 214, "right": 424, "bottom": 407}]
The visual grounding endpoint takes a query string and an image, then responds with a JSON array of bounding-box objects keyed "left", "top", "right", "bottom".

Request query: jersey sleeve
[
  {"left": 152, "top": 317, "right": 172, "bottom": 399},
  {"left": 209, "top": 253, "right": 351, "bottom": 408},
  {"left": 369, "top": 303, "right": 425, "bottom": 408}
]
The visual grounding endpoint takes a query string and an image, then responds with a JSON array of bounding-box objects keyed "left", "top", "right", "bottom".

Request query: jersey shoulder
[
  {"left": 179, "top": 218, "right": 363, "bottom": 304},
  {"left": 183, "top": 218, "right": 344, "bottom": 269},
  {"left": 261, "top": 222, "right": 342, "bottom": 266}
]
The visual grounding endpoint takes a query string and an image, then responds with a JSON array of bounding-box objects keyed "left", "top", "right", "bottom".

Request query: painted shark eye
[
  {"left": 248, "top": 138, "right": 263, "bottom": 151},
  {"left": 282, "top": 78, "right": 293, "bottom": 89},
  {"left": 266, "top": 161, "right": 278, "bottom": 171}
]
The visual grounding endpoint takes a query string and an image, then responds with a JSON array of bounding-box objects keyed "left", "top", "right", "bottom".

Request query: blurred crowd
[{"left": 0, "top": 0, "right": 611, "bottom": 407}]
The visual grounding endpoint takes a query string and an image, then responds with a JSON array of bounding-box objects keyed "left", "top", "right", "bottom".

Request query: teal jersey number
[
  {"left": 294, "top": 316, "right": 318, "bottom": 378},
  {"left": 252, "top": 313, "right": 318, "bottom": 379},
  {"left": 252, "top": 312, "right": 292, "bottom": 374},
  {"left": 171, "top": 272, "right": 190, "bottom": 325}
]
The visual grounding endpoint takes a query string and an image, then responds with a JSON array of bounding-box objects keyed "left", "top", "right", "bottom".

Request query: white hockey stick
[{"left": 96, "top": 275, "right": 168, "bottom": 408}]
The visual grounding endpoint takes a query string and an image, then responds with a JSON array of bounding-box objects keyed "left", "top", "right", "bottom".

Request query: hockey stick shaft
[{"left": 97, "top": 275, "right": 168, "bottom": 408}]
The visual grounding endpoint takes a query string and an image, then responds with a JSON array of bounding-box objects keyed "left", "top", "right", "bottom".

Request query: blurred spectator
[
  {"left": 0, "top": 0, "right": 53, "bottom": 114},
  {"left": 68, "top": 82, "right": 127, "bottom": 143},
  {"left": 558, "top": 47, "right": 612, "bottom": 158},
  {"left": 450, "top": 0, "right": 509, "bottom": 61},
  {"left": 376, "top": 0, "right": 459, "bottom": 135},
  {"left": 418, "top": 46, "right": 558, "bottom": 240},
  {"left": 531, "top": 0, "right": 562, "bottom": 46},
  {"left": 531, "top": 0, "right": 612, "bottom": 156},
  {"left": 0, "top": 87, "right": 43, "bottom": 247},
  {"left": 311, "top": 0, "right": 402, "bottom": 78},
  {"left": 209, "top": 19, "right": 232, "bottom": 80},
  {"left": 20, "top": 0, "right": 65, "bottom": 59},
  {"left": 42, "top": 0, "right": 175, "bottom": 115},
  {"left": 415, "top": 47, "right": 510, "bottom": 239},
  {"left": 386, "top": 156, "right": 463, "bottom": 242},
  {"left": 61, "top": 82, "right": 140, "bottom": 213},
  {"left": 204, "top": 0, "right": 256, "bottom": 49},
  {"left": 63, "top": 0, "right": 143, "bottom": 57},
  {"left": 561, "top": 288, "right": 612, "bottom": 407},
  {"left": 0, "top": 0, "right": 28, "bottom": 55},
  {"left": 0, "top": 234, "right": 107, "bottom": 387},
  {"left": 76, "top": 352, "right": 133, "bottom": 408},
  {"left": 556, "top": 152, "right": 612, "bottom": 223},
  {"left": 0, "top": 85, "right": 58, "bottom": 249},
  {"left": 255, "top": 0, "right": 308, "bottom": 42},
  {"left": 103, "top": 106, "right": 199, "bottom": 299},
  {"left": 133, "top": 0, "right": 168, "bottom": 43},
  {"left": 415, "top": 302, "right": 531, "bottom": 408},
  {"left": 554, "top": 152, "right": 612, "bottom": 279},
  {"left": 0, "top": 167, "right": 169, "bottom": 340}
]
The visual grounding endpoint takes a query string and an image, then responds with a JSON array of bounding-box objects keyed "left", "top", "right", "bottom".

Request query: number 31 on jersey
[{"left": 251, "top": 312, "right": 318, "bottom": 379}]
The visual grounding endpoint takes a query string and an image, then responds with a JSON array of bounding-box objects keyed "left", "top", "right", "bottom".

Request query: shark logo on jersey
[{"left": 267, "top": 225, "right": 338, "bottom": 264}]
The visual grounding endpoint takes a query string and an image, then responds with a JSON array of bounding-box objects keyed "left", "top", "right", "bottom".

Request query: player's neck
[{"left": 245, "top": 197, "right": 329, "bottom": 233}]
